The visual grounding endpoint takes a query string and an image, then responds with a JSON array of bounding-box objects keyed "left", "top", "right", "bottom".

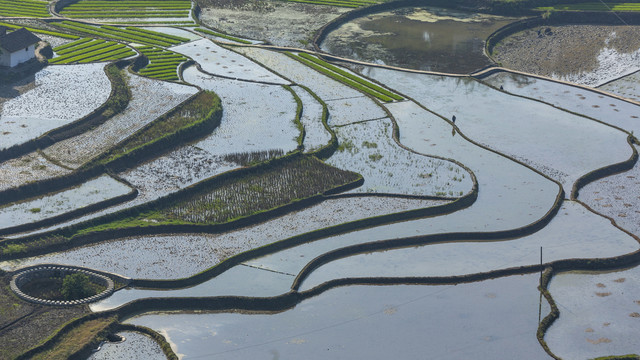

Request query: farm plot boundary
[{"left": 0, "top": 62, "right": 131, "bottom": 167}]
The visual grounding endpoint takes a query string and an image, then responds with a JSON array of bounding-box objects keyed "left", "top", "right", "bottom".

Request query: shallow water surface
[
  {"left": 546, "top": 266, "right": 640, "bottom": 360},
  {"left": 321, "top": 7, "right": 516, "bottom": 73},
  {"left": 127, "top": 275, "right": 551, "bottom": 359}
]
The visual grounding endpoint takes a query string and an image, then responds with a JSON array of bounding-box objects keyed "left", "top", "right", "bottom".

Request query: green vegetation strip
[
  {"left": 25, "top": 317, "right": 118, "bottom": 360},
  {"left": 51, "top": 37, "right": 93, "bottom": 52},
  {"left": 52, "top": 21, "right": 186, "bottom": 47},
  {"left": 538, "top": 2, "right": 640, "bottom": 11},
  {"left": 299, "top": 52, "right": 402, "bottom": 100},
  {"left": 287, "top": 52, "right": 401, "bottom": 102},
  {"left": 0, "top": 0, "right": 50, "bottom": 18},
  {"left": 0, "top": 22, "right": 79, "bottom": 40},
  {"left": 53, "top": 39, "right": 106, "bottom": 55},
  {"left": 50, "top": 40, "right": 132, "bottom": 64},
  {"left": 126, "top": 27, "right": 190, "bottom": 42},
  {"left": 92, "top": 155, "right": 360, "bottom": 228},
  {"left": 88, "top": 91, "right": 219, "bottom": 168},
  {"left": 135, "top": 46, "right": 188, "bottom": 81},
  {"left": 60, "top": 0, "right": 192, "bottom": 18},
  {"left": 276, "top": 0, "right": 380, "bottom": 8},
  {"left": 194, "top": 27, "right": 252, "bottom": 44}
]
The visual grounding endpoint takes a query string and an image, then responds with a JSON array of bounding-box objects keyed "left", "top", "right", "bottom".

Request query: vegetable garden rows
[{"left": 1, "top": 1, "right": 640, "bottom": 359}]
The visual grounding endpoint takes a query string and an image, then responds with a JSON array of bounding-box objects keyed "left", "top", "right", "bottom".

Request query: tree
[{"left": 61, "top": 273, "right": 96, "bottom": 300}]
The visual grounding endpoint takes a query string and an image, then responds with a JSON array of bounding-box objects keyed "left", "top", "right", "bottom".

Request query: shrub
[{"left": 61, "top": 273, "right": 96, "bottom": 300}]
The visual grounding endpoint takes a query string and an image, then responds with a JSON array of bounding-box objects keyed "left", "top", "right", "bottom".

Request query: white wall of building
[{"left": 0, "top": 44, "right": 36, "bottom": 67}]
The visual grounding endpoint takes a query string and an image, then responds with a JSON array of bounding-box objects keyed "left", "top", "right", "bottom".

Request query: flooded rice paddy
[
  {"left": 42, "top": 72, "right": 198, "bottom": 168},
  {"left": 2, "top": 197, "right": 446, "bottom": 279},
  {"left": 293, "top": 86, "right": 332, "bottom": 153},
  {"left": 87, "top": 331, "right": 165, "bottom": 360},
  {"left": 546, "top": 266, "right": 640, "bottom": 359},
  {"left": 0, "top": 63, "right": 111, "bottom": 150},
  {"left": 126, "top": 274, "right": 551, "bottom": 359},
  {"left": 182, "top": 66, "right": 300, "bottom": 156},
  {"left": 327, "top": 117, "right": 472, "bottom": 196},
  {"left": 0, "top": 175, "right": 131, "bottom": 232},
  {"left": 298, "top": 201, "right": 639, "bottom": 291},
  {"left": 483, "top": 71, "right": 640, "bottom": 135},
  {"left": 320, "top": 7, "right": 517, "bottom": 73},
  {"left": 599, "top": 70, "right": 640, "bottom": 103},
  {"left": 171, "top": 39, "right": 289, "bottom": 84},
  {"left": 362, "top": 67, "right": 632, "bottom": 193},
  {"left": 578, "top": 144, "right": 640, "bottom": 238}
]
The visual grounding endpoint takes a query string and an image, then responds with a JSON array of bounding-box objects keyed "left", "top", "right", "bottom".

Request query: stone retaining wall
[{"left": 10, "top": 265, "right": 115, "bottom": 306}]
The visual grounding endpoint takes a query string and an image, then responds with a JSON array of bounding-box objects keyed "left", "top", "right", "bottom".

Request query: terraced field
[
  {"left": 0, "top": 21, "right": 79, "bottom": 39},
  {"left": 0, "top": 0, "right": 50, "bottom": 18},
  {"left": 51, "top": 21, "right": 189, "bottom": 47},
  {"left": 133, "top": 46, "right": 187, "bottom": 81},
  {"left": 51, "top": 38, "right": 136, "bottom": 64},
  {"left": 277, "top": 0, "right": 382, "bottom": 8},
  {"left": 1, "top": 3, "right": 640, "bottom": 360},
  {"left": 58, "top": 0, "right": 192, "bottom": 19},
  {"left": 538, "top": 2, "right": 640, "bottom": 11}
]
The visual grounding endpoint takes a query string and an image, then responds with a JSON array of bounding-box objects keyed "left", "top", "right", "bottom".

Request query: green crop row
[
  {"left": 276, "top": 0, "right": 379, "bottom": 7},
  {"left": 62, "top": 11, "right": 189, "bottom": 19},
  {"left": 51, "top": 37, "right": 93, "bottom": 52},
  {"left": 50, "top": 40, "right": 132, "bottom": 64},
  {"left": 101, "top": 25, "right": 185, "bottom": 45},
  {"left": 538, "top": 2, "right": 640, "bottom": 11},
  {"left": 50, "top": 44, "right": 128, "bottom": 64},
  {"left": 135, "top": 46, "right": 187, "bottom": 81},
  {"left": 0, "top": 21, "right": 79, "bottom": 39},
  {"left": 193, "top": 27, "right": 251, "bottom": 44},
  {"left": 126, "top": 27, "right": 190, "bottom": 42},
  {"left": 289, "top": 53, "right": 394, "bottom": 102},
  {"left": 81, "top": 48, "right": 136, "bottom": 63},
  {"left": 64, "top": 4, "right": 191, "bottom": 9},
  {"left": 54, "top": 39, "right": 107, "bottom": 55},
  {"left": 0, "top": 0, "right": 50, "bottom": 18},
  {"left": 53, "top": 21, "right": 183, "bottom": 47},
  {"left": 50, "top": 40, "right": 115, "bottom": 62},
  {"left": 59, "top": 0, "right": 191, "bottom": 18},
  {"left": 109, "top": 21, "right": 195, "bottom": 25},
  {"left": 63, "top": 0, "right": 190, "bottom": 5},
  {"left": 289, "top": 52, "right": 401, "bottom": 102},
  {"left": 297, "top": 52, "right": 403, "bottom": 101}
]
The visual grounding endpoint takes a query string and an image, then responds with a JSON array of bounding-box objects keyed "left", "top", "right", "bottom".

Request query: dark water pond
[{"left": 320, "top": 7, "right": 517, "bottom": 73}]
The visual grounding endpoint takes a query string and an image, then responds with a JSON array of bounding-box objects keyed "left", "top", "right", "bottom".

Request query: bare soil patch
[
  {"left": 197, "top": 0, "right": 350, "bottom": 48},
  {"left": 0, "top": 275, "right": 88, "bottom": 359}
]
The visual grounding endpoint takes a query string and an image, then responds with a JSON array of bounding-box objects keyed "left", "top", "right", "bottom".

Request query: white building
[{"left": 0, "top": 27, "right": 41, "bottom": 68}]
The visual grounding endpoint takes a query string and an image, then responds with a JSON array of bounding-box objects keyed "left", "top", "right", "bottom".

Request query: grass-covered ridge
[
  {"left": 287, "top": 52, "right": 403, "bottom": 102},
  {"left": 275, "top": 0, "right": 381, "bottom": 8},
  {"left": 52, "top": 21, "right": 189, "bottom": 47},
  {"left": 92, "top": 155, "right": 361, "bottom": 228},
  {"left": 194, "top": 27, "right": 252, "bottom": 44},
  {"left": 0, "top": 0, "right": 50, "bottom": 18},
  {"left": 50, "top": 38, "right": 135, "bottom": 64},
  {"left": 134, "top": 45, "right": 188, "bottom": 81},
  {"left": 59, "top": 0, "right": 191, "bottom": 19},
  {"left": 89, "top": 91, "right": 221, "bottom": 167}
]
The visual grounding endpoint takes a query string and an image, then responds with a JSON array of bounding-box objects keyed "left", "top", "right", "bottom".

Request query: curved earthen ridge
[{"left": 10, "top": 264, "right": 123, "bottom": 306}]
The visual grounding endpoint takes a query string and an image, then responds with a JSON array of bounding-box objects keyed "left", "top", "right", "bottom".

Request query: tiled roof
[{"left": 0, "top": 28, "right": 41, "bottom": 53}]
